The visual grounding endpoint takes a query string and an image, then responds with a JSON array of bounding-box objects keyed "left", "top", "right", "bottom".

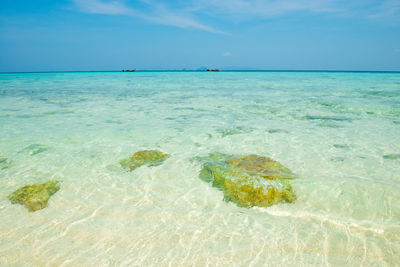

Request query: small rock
[
  {"left": 120, "top": 150, "right": 169, "bottom": 171},
  {"left": 8, "top": 180, "right": 60, "bottom": 212}
]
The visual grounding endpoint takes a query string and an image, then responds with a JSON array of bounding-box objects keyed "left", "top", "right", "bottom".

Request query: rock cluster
[{"left": 7, "top": 150, "right": 297, "bottom": 212}]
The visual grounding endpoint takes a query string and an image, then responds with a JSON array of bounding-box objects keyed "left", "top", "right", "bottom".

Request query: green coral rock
[
  {"left": 0, "top": 157, "right": 7, "bottom": 163},
  {"left": 120, "top": 150, "right": 169, "bottom": 171},
  {"left": 198, "top": 153, "right": 296, "bottom": 208},
  {"left": 8, "top": 180, "right": 60, "bottom": 212}
]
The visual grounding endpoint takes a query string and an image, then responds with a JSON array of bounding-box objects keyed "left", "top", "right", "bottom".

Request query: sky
[{"left": 0, "top": 0, "right": 400, "bottom": 72}]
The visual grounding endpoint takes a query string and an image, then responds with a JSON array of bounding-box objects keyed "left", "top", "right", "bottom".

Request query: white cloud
[
  {"left": 190, "top": 0, "right": 400, "bottom": 18},
  {"left": 72, "top": 0, "right": 225, "bottom": 34},
  {"left": 72, "top": 0, "right": 132, "bottom": 15},
  {"left": 187, "top": 0, "right": 345, "bottom": 18},
  {"left": 72, "top": 0, "right": 400, "bottom": 33},
  {"left": 367, "top": 0, "right": 400, "bottom": 19}
]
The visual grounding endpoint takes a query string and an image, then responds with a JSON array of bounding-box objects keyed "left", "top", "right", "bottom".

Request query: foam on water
[{"left": 0, "top": 71, "right": 399, "bottom": 266}]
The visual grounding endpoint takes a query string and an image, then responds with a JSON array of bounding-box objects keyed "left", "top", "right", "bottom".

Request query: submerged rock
[
  {"left": 197, "top": 153, "right": 296, "bottom": 208},
  {"left": 267, "top": 129, "right": 289, "bottom": 134},
  {"left": 220, "top": 127, "right": 253, "bottom": 137},
  {"left": 383, "top": 154, "right": 400, "bottom": 160},
  {"left": 0, "top": 156, "right": 11, "bottom": 170},
  {"left": 8, "top": 180, "right": 60, "bottom": 212},
  {"left": 333, "top": 144, "right": 350, "bottom": 149},
  {"left": 120, "top": 150, "right": 169, "bottom": 171},
  {"left": 20, "top": 144, "right": 48, "bottom": 156}
]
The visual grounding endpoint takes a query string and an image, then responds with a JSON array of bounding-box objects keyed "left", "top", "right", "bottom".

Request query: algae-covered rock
[
  {"left": 8, "top": 180, "right": 60, "bottom": 212},
  {"left": 197, "top": 153, "right": 296, "bottom": 208},
  {"left": 0, "top": 157, "right": 7, "bottom": 163},
  {"left": 120, "top": 150, "right": 169, "bottom": 171}
]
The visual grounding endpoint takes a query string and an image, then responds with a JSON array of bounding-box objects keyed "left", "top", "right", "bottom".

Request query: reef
[
  {"left": 197, "top": 153, "right": 296, "bottom": 208},
  {"left": 0, "top": 157, "right": 7, "bottom": 163},
  {"left": 8, "top": 180, "right": 60, "bottom": 212},
  {"left": 120, "top": 150, "right": 169, "bottom": 171}
]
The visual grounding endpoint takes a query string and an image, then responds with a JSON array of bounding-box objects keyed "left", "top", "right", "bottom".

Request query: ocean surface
[{"left": 0, "top": 71, "right": 399, "bottom": 266}]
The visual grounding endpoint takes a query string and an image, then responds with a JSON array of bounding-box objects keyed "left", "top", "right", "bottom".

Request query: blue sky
[{"left": 0, "top": 0, "right": 400, "bottom": 71}]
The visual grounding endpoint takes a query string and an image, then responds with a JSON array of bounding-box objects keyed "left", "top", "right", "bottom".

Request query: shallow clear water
[{"left": 0, "top": 71, "right": 399, "bottom": 266}]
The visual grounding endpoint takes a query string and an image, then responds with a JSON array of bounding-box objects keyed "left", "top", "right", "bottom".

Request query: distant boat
[
  {"left": 206, "top": 69, "right": 219, "bottom": 72},
  {"left": 122, "top": 69, "right": 135, "bottom": 72}
]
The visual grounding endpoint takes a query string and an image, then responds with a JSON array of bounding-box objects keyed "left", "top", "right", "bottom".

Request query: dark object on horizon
[
  {"left": 122, "top": 69, "right": 135, "bottom": 72},
  {"left": 207, "top": 69, "right": 219, "bottom": 72}
]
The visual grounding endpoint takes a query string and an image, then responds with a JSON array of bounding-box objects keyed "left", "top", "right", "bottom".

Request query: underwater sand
[{"left": 0, "top": 71, "right": 399, "bottom": 266}]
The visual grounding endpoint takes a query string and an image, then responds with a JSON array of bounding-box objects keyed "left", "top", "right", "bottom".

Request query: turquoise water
[{"left": 0, "top": 71, "right": 399, "bottom": 266}]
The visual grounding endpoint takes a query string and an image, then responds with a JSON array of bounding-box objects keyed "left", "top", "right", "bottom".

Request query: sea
[{"left": 0, "top": 71, "right": 399, "bottom": 266}]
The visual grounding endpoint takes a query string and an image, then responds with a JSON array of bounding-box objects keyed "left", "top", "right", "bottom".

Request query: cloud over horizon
[
  {"left": 72, "top": 0, "right": 225, "bottom": 33},
  {"left": 73, "top": 0, "right": 400, "bottom": 33}
]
